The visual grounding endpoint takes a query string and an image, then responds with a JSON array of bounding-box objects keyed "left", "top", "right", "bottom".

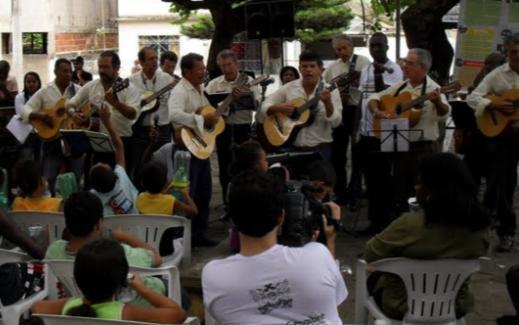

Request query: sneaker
[
  {"left": 193, "top": 236, "right": 219, "bottom": 247},
  {"left": 497, "top": 236, "right": 514, "bottom": 252}
]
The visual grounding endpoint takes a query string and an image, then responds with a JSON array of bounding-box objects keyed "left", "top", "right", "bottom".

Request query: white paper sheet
[{"left": 7, "top": 115, "right": 32, "bottom": 144}]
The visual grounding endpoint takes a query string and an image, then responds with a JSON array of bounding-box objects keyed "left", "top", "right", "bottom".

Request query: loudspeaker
[{"left": 246, "top": 0, "right": 295, "bottom": 39}]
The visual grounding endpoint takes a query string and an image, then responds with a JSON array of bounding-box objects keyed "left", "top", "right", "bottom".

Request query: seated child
[
  {"left": 33, "top": 238, "right": 186, "bottom": 323},
  {"left": 136, "top": 161, "right": 197, "bottom": 216},
  {"left": 12, "top": 160, "right": 62, "bottom": 212},
  {"left": 45, "top": 191, "right": 164, "bottom": 306}
]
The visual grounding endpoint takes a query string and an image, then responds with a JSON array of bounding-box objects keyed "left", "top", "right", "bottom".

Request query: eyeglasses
[{"left": 403, "top": 59, "right": 419, "bottom": 67}]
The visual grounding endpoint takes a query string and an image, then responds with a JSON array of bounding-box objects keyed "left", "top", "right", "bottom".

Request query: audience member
[
  {"left": 279, "top": 65, "right": 300, "bottom": 85},
  {"left": 229, "top": 141, "right": 269, "bottom": 177},
  {"left": 71, "top": 56, "right": 93, "bottom": 86},
  {"left": 33, "top": 238, "right": 186, "bottom": 323},
  {"left": 12, "top": 160, "right": 62, "bottom": 212},
  {"left": 203, "top": 171, "right": 347, "bottom": 324},
  {"left": 0, "top": 60, "right": 18, "bottom": 106},
  {"left": 364, "top": 153, "right": 488, "bottom": 320},
  {"left": 90, "top": 105, "right": 138, "bottom": 216}
]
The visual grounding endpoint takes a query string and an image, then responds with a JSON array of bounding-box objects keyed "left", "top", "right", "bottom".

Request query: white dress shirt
[
  {"left": 358, "top": 60, "right": 404, "bottom": 137},
  {"left": 67, "top": 79, "right": 140, "bottom": 137},
  {"left": 21, "top": 81, "right": 80, "bottom": 123},
  {"left": 168, "top": 78, "right": 210, "bottom": 135},
  {"left": 205, "top": 74, "right": 260, "bottom": 125},
  {"left": 129, "top": 70, "right": 174, "bottom": 126},
  {"left": 260, "top": 79, "right": 342, "bottom": 147},
  {"left": 467, "top": 63, "right": 519, "bottom": 117},
  {"left": 324, "top": 54, "right": 370, "bottom": 106},
  {"left": 368, "top": 75, "right": 451, "bottom": 142}
]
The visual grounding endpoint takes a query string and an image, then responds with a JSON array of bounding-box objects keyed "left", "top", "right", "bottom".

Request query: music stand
[
  {"left": 369, "top": 119, "right": 424, "bottom": 153},
  {"left": 60, "top": 130, "right": 114, "bottom": 155}
]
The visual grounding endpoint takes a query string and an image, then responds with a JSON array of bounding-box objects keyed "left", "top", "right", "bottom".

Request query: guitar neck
[
  {"left": 296, "top": 83, "right": 337, "bottom": 114},
  {"left": 143, "top": 81, "right": 177, "bottom": 104}
]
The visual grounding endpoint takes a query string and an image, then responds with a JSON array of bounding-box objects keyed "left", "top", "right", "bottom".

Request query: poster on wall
[{"left": 454, "top": 0, "right": 516, "bottom": 87}]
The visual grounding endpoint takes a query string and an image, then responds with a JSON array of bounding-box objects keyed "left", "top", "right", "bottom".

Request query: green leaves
[{"left": 179, "top": 14, "right": 215, "bottom": 39}]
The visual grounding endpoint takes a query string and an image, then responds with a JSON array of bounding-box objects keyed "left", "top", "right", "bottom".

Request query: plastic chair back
[
  {"left": 34, "top": 314, "right": 200, "bottom": 325},
  {"left": 7, "top": 211, "right": 65, "bottom": 244},
  {"left": 56, "top": 173, "right": 78, "bottom": 201},
  {"left": 103, "top": 214, "right": 191, "bottom": 267}
]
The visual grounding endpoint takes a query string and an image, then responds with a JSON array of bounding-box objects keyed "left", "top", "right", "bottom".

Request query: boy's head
[
  {"left": 64, "top": 191, "right": 103, "bottom": 237},
  {"left": 139, "top": 161, "right": 168, "bottom": 194},
  {"left": 229, "top": 170, "right": 284, "bottom": 238},
  {"left": 14, "top": 160, "right": 45, "bottom": 196},
  {"left": 307, "top": 160, "right": 336, "bottom": 201},
  {"left": 90, "top": 163, "right": 117, "bottom": 193}
]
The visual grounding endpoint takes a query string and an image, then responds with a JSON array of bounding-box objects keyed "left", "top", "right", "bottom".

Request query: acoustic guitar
[
  {"left": 178, "top": 74, "right": 268, "bottom": 160},
  {"left": 262, "top": 72, "right": 355, "bottom": 147},
  {"left": 476, "top": 89, "right": 519, "bottom": 137},
  {"left": 31, "top": 98, "right": 68, "bottom": 141},
  {"left": 372, "top": 81, "right": 461, "bottom": 135},
  {"left": 62, "top": 78, "right": 130, "bottom": 133},
  {"left": 135, "top": 78, "right": 180, "bottom": 126}
]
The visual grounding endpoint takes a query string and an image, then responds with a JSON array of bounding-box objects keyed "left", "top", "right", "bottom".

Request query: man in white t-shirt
[{"left": 202, "top": 171, "right": 347, "bottom": 325}]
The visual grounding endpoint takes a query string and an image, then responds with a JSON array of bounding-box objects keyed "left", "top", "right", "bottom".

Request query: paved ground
[{"left": 180, "top": 155, "right": 519, "bottom": 324}]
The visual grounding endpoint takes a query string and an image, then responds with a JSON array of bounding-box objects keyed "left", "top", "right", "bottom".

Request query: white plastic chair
[
  {"left": 34, "top": 314, "right": 200, "bottom": 325},
  {"left": 46, "top": 259, "right": 183, "bottom": 304},
  {"left": 103, "top": 214, "right": 191, "bottom": 267},
  {"left": 355, "top": 258, "right": 480, "bottom": 325},
  {"left": 7, "top": 211, "right": 65, "bottom": 244},
  {"left": 0, "top": 250, "right": 48, "bottom": 325}
]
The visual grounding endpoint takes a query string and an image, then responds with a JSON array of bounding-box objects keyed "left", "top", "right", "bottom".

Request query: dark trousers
[
  {"left": 284, "top": 146, "right": 332, "bottom": 180},
  {"left": 189, "top": 156, "right": 212, "bottom": 238},
  {"left": 41, "top": 140, "right": 84, "bottom": 195},
  {"left": 331, "top": 105, "right": 357, "bottom": 199},
  {"left": 482, "top": 133, "right": 519, "bottom": 237},
  {"left": 131, "top": 125, "right": 172, "bottom": 188},
  {"left": 358, "top": 136, "right": 396, "bottom": 228},
  {"left": 393, "top": 140, "right": 439, "bottom": 212},
  {"left": 215, "top": 124, "right": 250, "bottom": 204},
  {"left": 507, "top": 265, "right": 519, "bottom": 316}
]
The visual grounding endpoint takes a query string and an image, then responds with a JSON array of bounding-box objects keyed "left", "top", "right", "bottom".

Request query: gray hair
[
  {"left": 332, "top": 34, "right": 354, "bottom": 48},
  {"left": 216, "top": 49, "right": 238, "bottom": 65},
  {"left": 409, "top": 48, "right": 432, "bottom": 71}
]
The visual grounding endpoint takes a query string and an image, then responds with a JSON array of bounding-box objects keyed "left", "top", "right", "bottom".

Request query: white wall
[{"left": 119, "top": 0, "right": 173, "bottom": 17}]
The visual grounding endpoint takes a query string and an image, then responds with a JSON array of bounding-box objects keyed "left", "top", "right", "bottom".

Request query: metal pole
[{"left": 395, "top": 0, "right": 401, "bottom": 60}]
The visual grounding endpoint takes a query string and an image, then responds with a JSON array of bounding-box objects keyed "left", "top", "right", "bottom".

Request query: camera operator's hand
[
  {"left": 322, "top": 202, "right": 341, "bottom": 257},
  {"left": 323, "top": 201, "right": 341, "bottom": 220}
]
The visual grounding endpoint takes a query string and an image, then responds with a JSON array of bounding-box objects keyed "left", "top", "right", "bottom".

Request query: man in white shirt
[
  {"left": 324, "top": 35, "right": 370, "bottom": 204},
  {"left": 129, "top": 47, "right": 175, "bottom": 180},
  {"left": 203, "top": 171, "right": 347, "bottom": 325},
  {"left": 67, "top": 51, "right": 140, "bottom": 172},
  {"left": 261, "top": 51, "right": 342, "bottom": 178},
  {"left": 22, "top": 59, "right": 83, "bottom": 193},
  {"left": 467, "top": 33, "right": 519, "bottom": 252},
  {"left": 205, "top": 49, "right": 259, "bottom": 204},
  {"left": 160, "top": 51, "right": 180, "bottom": 80},
  {"left": 355, "top": 32, "right": 403, "bottom": 234},
  {"left": 169, "top": 53, "right": 216, "bottom": 247},
  {"left": 368, "top": 48, "right": 450, "bottom": 214}
]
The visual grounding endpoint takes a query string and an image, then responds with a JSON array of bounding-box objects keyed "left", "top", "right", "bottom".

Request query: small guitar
[
  {"left": 64, "top": 78, "right": 130, "bottom": 132},
  {"left": 477, "top": 89, "right": 519, "bottom": 137},
  {"left": 135, "top": 78, "right": 181, "bottom": 126},
  {"left": 373, "top": 81, "right": 461, "bottom": 135},
  {"left": 178, "top": 74, "right": 268, "bottom": 160},
  {"left": 263, "top": 72, "right": 355, "bottom": 147}
]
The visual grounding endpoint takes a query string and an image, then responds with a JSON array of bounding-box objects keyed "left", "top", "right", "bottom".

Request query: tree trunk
[
  {"left": 207, "top": 3, "right": 244, "bottom": 78},
  {"left": 401, "top": 0, "right": 459, "bottom": 85}
]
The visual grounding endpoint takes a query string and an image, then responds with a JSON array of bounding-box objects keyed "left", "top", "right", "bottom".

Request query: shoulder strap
[
  {"left": 394, "top": 82, "right": 408, "bottom": 97},
  {"left": 350, "top": 54, "right": 358, "bottom": 72}
]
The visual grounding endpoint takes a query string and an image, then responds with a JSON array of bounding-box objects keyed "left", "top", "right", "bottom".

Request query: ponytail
[{"left": 66, "top": 299, "right": 97, "bottom": 318}]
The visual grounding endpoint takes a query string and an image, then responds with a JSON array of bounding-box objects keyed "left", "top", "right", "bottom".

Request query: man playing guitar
[
  {"left": 205, "top": 49, "right": 259, "bottom": 205},
  {"left": 129, "top": 47, "right": 175, "bottom": 179},
  {"left": 22, "top": 58, "right": 83, "bottom": 194},
  {"left": 324, "top": 35, "right": 370, "bottom": 204},
  {"left": 368, "top": 48, "right": 450, "bottom": 215},
  {"left": 67, "top": 51, "right": 140, "bottom": 170},
  {"left": 467, "top": 33, "right": 519, "bottom": 252},
  {"left": 260, "top": 51, "right": 342, "bottom": 177},
  {"left": 168, "top": 53, "right": 216, "bottom": 247}
]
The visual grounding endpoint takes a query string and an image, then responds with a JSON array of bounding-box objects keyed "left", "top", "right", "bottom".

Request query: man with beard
[
  {"left": 22, "top": 59, "right": 83, "bottom": 193},
  {"left": 67, "top": 51, "right": 140, "bottom": 171}
]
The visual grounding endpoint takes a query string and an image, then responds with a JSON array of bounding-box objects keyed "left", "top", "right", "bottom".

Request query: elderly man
[{"left": 368, "top": 48, "right": 450, "bottom": 216}]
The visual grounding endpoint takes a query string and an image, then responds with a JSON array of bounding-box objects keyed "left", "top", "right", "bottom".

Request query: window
[
  {"left": 22, "top": 33, "right": 47, "bottom": 54},
  {"left": 1, "top": 32, "right": 48, "bottom": 54},
  {"left": 138, "top": 35, "right": 179, "bottom": 59}
]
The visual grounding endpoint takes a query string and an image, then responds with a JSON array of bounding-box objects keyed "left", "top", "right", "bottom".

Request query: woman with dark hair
[
  {"left": 32, "top": 238, "right": 186, "bottom": 323},
  {"left": 279, "top": 65, "right": 300, "bottom": 85},
  {"left": 14, "top": 72, "right": 42, "bottom": 160},
  {"left": 364, "top": 152, "right": 488, "bottom": 320}
]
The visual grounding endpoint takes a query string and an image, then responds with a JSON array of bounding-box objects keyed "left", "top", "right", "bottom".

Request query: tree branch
[{"left": 170, "top": 0, "right": 211, "bottom": 10}]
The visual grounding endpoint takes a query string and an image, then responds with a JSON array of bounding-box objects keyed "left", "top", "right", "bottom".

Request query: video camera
[{"left": 278, "top": 180, "right": 342, "bottom": 247}]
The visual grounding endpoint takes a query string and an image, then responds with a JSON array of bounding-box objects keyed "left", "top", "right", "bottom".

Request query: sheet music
[
  {"left": 7, "top": 115, "right": 32, "bottom": 144},
  {"left": 380, "top": 118, "right": 410, "bottom": 152}
]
